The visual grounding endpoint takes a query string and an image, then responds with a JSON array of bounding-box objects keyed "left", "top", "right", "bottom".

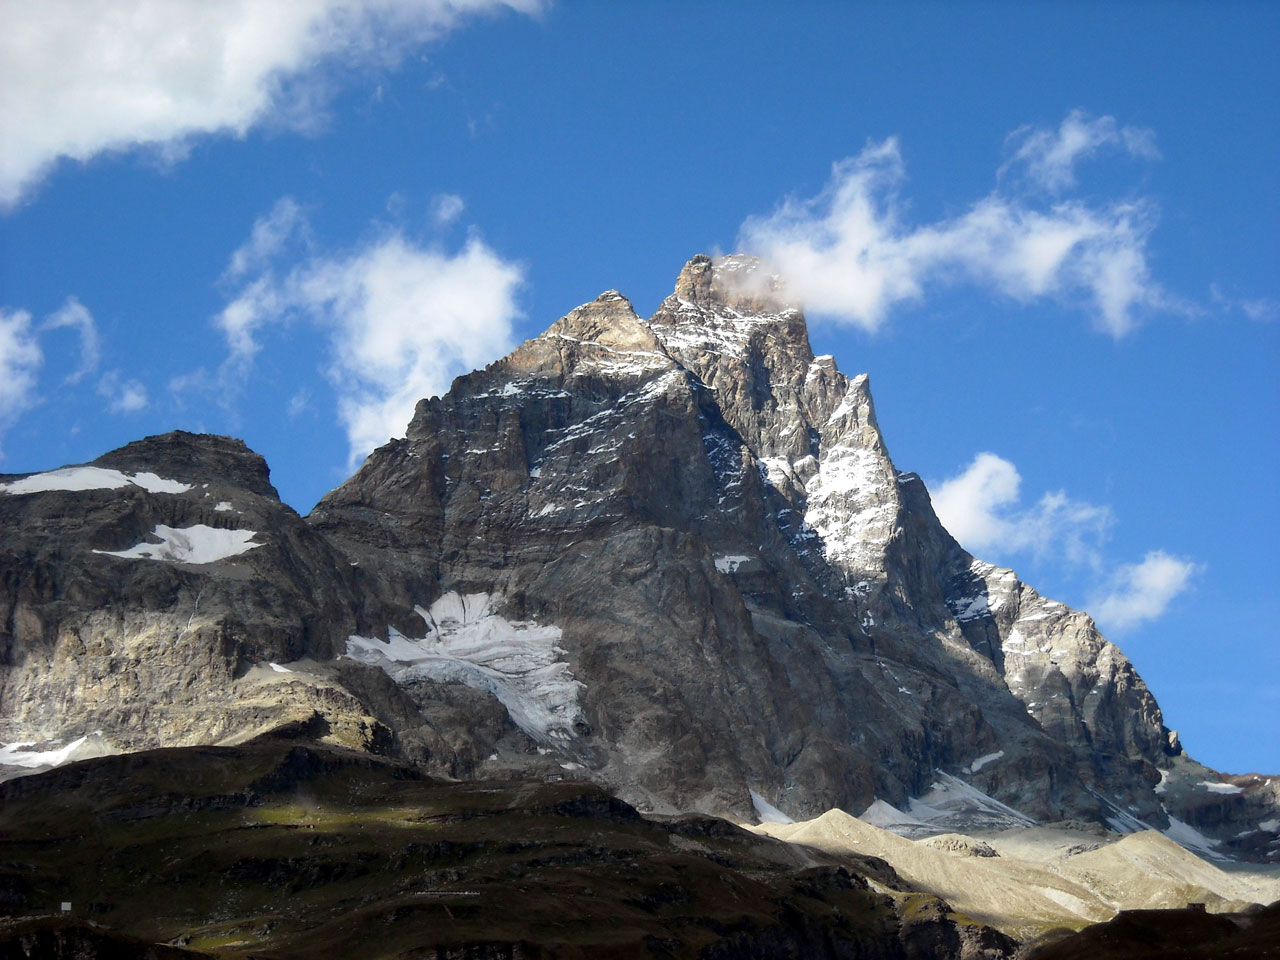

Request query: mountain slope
[
  {"left": 2, "top": 255, "right": 1275, "bottom": 866},
  {"left": 0, "top": 737, "right": 1018, "bottom": 960}
]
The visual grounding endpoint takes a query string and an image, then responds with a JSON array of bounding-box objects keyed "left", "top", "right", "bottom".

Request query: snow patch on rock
[
  {"left": 0, "top": 733, "right": 112, "bottom": 771},
  {"left": 1, "top": 466, "right": 191, "bottom": 495},
  {"left": 1163, "top": 815, "right": 1225, "bottom": 860},
  {"left": 968, "top": 750, "right": 1005, "bottom": 773},
  {"left": 1197, "top": 780, "right": 1244, "bottom": 795},
  {"left": 859, "top": 798, "right": 929, "bottom": 831},
  {"left": 750, "top": 789, "right": 794, "bottom": 824},
  {"left": 0, "top": 736, "right": 89, "bottom": 768},
  {"left": 347, "top": 592, "right": 585, "bottom": 746},
  {"left": 94, "top": 524, "right": 262, "bottom": 564},
  {"left": 905, "top": 772, "right": 1037, "bottom": 832}
]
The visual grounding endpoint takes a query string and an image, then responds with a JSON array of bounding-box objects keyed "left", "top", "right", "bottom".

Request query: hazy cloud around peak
[{"left": 739, "top": 114, "right": 1170, "bottom": 337}]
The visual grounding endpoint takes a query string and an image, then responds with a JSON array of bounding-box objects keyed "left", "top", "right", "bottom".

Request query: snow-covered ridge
[
  {"left": 94, "top": 524, "right": 262, "bottom": 564},
  {"left": 0, "top": 466, "right": 191, "bottom": 495},
  {"left": 346, "top": 591, "right": 586, "bottom": 746},
  {"left": 801, "top": 439, "right": 898, "bottom": 576}
]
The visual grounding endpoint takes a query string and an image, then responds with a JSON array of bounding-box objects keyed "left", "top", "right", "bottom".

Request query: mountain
[{"left": 2, "top": 254, "right": 1276, "bottom": 869}]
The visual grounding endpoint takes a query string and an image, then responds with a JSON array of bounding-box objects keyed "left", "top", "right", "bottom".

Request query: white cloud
[
  {"left": 287, "top": 389, "right": 313, "bottom": 420},
  {"left": 214, "top": 201, "right": 524, "bottom": 464},
  {"left": 930, "top": 452, "right": 1112, "bottom": 566},
  {"left": 431, "top": 193, "right": 465, "bottom": 226},
  {"left": 301, "top": 234, "right": 523, "bottom": 463},
  {"left": 932, "top": 453, "right": 1199, "bottom": 630},
  {"left": 97, "top": 370, "right": 149, "bottom": 413},
  {"left": 1091, "top": 551, "right": 1199, "bottom": 632},
  {"left": 1211, "top": 283, "right": 1279, "bottom": 324},
  {"left": 0, "top": 308, "right": 44, "bottom": 453},
  {"left": 739, "top": 118, "right": 1169, "bottom": 337},
  {"left": 224, "top": 196, "right": 309, "bottom": 281},
  {"left": 0, "top": 0, "right": 545, "bottom": 207},
  {"left": 41, "top": 296, "right": 100, "bottom": 384},
  {"left": 1002, "top": 109, "right": 1159, "bottom": 193}
]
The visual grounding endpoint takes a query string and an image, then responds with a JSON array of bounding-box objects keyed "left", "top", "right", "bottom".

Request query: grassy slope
[{"left": 0, "top": 737, "right": 1008, "bottom": 959}]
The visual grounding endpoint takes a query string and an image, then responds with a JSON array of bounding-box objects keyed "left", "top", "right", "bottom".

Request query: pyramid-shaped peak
[
  {"left": 502, "top": 285, "right": 670, "bottom": 377},
  {"left": 672, "top": 254, "right": 798, "bottom": 316}
]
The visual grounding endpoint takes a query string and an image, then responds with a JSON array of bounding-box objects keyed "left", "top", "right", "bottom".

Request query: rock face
[
  {"left": 0, "top": 433, "right": 390, "bottom": 760},
  {"left": 2, "top": 255, "right": 1275, "bottom": 863}
]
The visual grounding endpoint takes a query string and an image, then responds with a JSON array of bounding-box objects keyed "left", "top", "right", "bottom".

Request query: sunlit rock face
[
  {"left": 3, "top": 256, "right": 1275, "bottom": 863},
  {"left": 0, "top": 432, "right": 391, "bottom": 773}
]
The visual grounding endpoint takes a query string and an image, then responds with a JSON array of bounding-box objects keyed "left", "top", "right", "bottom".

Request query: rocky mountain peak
[
  {"left": 4, "top": 254, "right": 1275, "bottom": 870},
  {"left": 498, "top": 287, "right": 674, "bottom": 383},
  {"left": 671, "top": 253, "right": 796, "bottom": 317},
  {"left": 542, "top": 288, "right": 654, "bottom": 350},
  {"left": 91, "top": 430, "right": 279, "bottom": 500},
  {"left": 650, "top": 255, "right": 814, "bottom": 395}
]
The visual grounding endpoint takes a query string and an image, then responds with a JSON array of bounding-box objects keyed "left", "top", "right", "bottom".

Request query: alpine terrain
[{"left": 1, "top": 255, "right": 1276, "bottom": 956}]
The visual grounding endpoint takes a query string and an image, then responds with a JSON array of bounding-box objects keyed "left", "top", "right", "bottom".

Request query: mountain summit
[{"left": 2, "top": 255, "right": 1275, "bottom": 864}]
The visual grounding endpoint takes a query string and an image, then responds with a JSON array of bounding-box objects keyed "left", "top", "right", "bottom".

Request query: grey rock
[{"left": 2, "top": 256, "right": 1274, "bottom": 863}]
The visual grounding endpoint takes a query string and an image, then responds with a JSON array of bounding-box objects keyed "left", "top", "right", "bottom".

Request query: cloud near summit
[{"left": 739, "top": 114, "right": 1171, "bottom": 337}]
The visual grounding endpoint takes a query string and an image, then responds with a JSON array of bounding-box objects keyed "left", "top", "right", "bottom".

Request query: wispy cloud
[
  {"left": 1211, "top": 283, "right": 1279, "bottom": 324},
  {"left": 211, "top": 199, "right": 524, "bottom": 465},
  {"left": 431, "top": 193, "right": 466, "bottom": 226},
  {"left": 97, "top": 370, "right": 148, "bottom": 413},
  {"left": 1001, "top": 109, "right": 1159, "bottom": 193},
  {"left": 0, "top": 0, "right": 546, "bottom": 208},
  {"left": 1091, "top": 551, "right": 1199, "bottom": 632},
  {"left": 739, "top": 114, "right": 1174, "bottom": 337},
  {"left": 287, "top": 389, "right": 313, "bottom": 420},
  {"left": 930, "top": 452, "right": 1197, "bottom": 631},
  {"left": 41, "top": 297, "right": 100, "bottom": 384},
  {"left": 0, "top": 308, "right": 44, "bottom": 455},
  {"left": 224, "top": 196, "right": 310, "bottom": 282}
]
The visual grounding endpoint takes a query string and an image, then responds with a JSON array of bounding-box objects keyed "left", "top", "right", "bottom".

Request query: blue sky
[{"left": 1, "top": 1, "right": 1276, "bottom": 772}]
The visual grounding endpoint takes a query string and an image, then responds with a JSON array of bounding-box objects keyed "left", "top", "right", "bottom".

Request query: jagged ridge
[{"left": 1, "top": 255, "right": 1276, "bottom": 865}]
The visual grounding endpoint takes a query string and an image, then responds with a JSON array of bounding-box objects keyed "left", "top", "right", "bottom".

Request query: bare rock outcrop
[{"left": 2, "top": 255, "right": 1275, "bottom": 865}]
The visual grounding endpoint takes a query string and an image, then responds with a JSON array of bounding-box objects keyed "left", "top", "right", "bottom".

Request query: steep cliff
[{"left": 2, "top": 255, "right": 1274, "bottom": 864}]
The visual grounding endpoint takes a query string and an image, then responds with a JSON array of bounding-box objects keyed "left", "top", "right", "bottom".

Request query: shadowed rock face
[{"left": 2, "top": 256, "right": 1276, "bottom": 863}]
